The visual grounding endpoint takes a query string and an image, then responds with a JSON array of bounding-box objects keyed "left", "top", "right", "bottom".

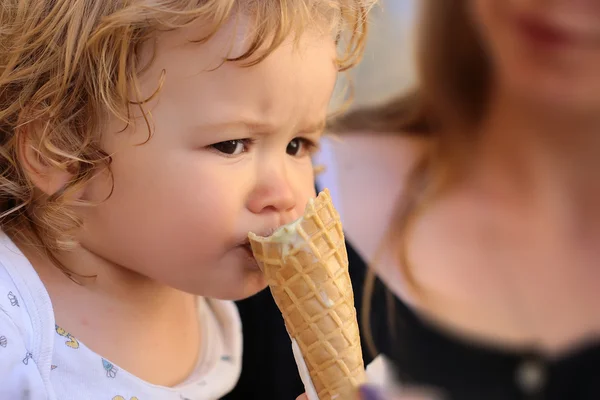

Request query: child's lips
[
  {"left": 248, "top": 227, "right": 278, "bottom": 239},
  {"left": 233, "top": 226, "right": 279, "bottom": 269}
]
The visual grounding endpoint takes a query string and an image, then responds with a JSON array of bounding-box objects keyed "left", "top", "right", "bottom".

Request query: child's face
[{"left": 77, "top": 17, "right": 337, "bottom": 300}]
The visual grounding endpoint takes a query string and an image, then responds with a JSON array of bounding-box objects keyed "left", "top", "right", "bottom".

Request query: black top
[
  {"left": 225, "top": 239, "right": 600, "bottom": 400},
  {"left": 368, "top": 268, "right": 600, "bottom": 400}
]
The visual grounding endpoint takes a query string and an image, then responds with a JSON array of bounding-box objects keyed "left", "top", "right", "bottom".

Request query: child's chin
[
  {"left": 204, "top": 270, "right": 268, "bottom": 301},
  {"left": 235, "top": 270, "right": 269, "bottom": 300}
]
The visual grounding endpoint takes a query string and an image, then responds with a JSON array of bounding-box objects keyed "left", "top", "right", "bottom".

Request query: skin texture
[{"left": 22, "top": 15, "right": 337, "bottom": 386}]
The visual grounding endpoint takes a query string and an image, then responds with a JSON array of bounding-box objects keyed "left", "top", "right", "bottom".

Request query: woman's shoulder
[
  {"left": 320, "top": 131, "right": 426, "bottom": 265},
  {"left": 325, "top": 130, "right": 426, "bottom": 171}
]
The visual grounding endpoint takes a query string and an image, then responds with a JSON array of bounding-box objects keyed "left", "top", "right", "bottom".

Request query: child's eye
[
  {"left": 210, "top": 139, "right": 249, "bottom": 155},
  {"left": 287, "top": 138, "right": 317, "bottom": 157}
]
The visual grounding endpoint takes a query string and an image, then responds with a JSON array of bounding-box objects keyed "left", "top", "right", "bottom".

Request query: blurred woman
[{"left": 320, "top": 1, "right": 600, "bottom": 399}]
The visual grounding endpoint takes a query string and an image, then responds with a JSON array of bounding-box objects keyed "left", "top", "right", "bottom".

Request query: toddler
[{"left": 0, "top": 1, "right": 371, "bottom": 398}]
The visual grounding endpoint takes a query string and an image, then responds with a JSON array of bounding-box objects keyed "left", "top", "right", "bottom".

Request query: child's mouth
[{"left": 241, "top": 242, "right": 253, "bottom": 256}]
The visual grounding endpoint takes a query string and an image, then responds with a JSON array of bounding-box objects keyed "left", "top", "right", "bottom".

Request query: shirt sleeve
[{"left": 0, "top": 307, "right": 49, "bottom": 399}]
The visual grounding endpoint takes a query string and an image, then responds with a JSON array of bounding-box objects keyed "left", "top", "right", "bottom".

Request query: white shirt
[{"left": 0, "top": 233, "right": 242, "bottom": 400}]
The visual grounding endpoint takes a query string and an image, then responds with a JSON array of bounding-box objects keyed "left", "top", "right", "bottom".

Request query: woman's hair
[
  {"left": 329, "top": 1, "right": 491, "bottom": 355},
  {"left": 0, "top": 0, "right": 372, "bottom": 276}
]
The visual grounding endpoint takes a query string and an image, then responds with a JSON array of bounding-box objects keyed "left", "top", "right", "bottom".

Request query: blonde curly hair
[{"left": 0, "top": 0, "right": 373, "bottom": 264}]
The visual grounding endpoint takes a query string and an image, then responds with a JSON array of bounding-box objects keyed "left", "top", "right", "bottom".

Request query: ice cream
[{"left": 248, "top": 189, "right": 366, "bottom": 400}]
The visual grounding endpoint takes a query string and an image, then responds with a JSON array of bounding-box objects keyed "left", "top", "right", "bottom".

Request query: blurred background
[{"left": 331, "top": 0, "right": 418, "bottom": 111}]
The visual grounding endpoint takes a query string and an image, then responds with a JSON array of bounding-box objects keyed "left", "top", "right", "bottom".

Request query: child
[{"left": 0, "top": 1, "right": 371, "bottom": 398}]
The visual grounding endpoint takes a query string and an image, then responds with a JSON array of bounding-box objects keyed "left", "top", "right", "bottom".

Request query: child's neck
[{"left": 19, "top": 239, "right": 203, "bottom": 387}]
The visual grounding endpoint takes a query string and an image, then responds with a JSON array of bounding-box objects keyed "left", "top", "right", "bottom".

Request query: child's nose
[{"left": 246, "top": 170, "right": 297, "bottom": 217}]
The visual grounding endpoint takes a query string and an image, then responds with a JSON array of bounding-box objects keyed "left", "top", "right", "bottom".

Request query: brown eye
[
  {"left": 211, "top": 140, "right": 246, "bottom": 155},
  {"left": 285, "top": 138, "right": 318, "bottom": 157},
  {"left": 286, "top": 138, "right": 315, "bottom": 157},
  {"left": 286, "top": 139, "right": 300, "bottom": 155}
]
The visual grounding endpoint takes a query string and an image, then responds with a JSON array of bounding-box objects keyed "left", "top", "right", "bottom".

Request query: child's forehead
[
  {"left": 139, "top": 14, "right": 336, "bottom": 82},
  {"left": 127, "top": 14, "right": 336, "bottom": 138},
  {"left": 148, "top": 11, "right": 334, "bottom": 65}
]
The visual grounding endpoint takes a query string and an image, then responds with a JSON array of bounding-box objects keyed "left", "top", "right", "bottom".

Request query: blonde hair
[
  {"left": 329, "top": 1, "right": 491, "bottom": 356},
  {"left": 0, "top": 0, "right": 372, "bottom": 276}
]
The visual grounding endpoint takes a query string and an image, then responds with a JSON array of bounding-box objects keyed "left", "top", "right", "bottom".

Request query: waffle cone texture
[{"left": 248, "top": 189, "right": 366, "bottom": 400}]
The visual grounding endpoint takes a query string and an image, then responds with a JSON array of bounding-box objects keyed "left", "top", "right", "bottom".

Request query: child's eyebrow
[
  {"left": 299, "top": 120, "right": 327, "bottom": 134},
  {"left": 195, "top": 118, "right": 326, "bottom": 135}
]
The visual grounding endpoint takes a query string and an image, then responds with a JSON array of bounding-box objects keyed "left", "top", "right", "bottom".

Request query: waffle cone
[{"left": 248, "top": 189, "right": 365, "bottom": 400}]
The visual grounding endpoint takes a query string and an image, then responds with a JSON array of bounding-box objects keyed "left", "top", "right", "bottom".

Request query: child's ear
[{"left": 17, "top": 122, "right": 74, "bottom": 197}]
